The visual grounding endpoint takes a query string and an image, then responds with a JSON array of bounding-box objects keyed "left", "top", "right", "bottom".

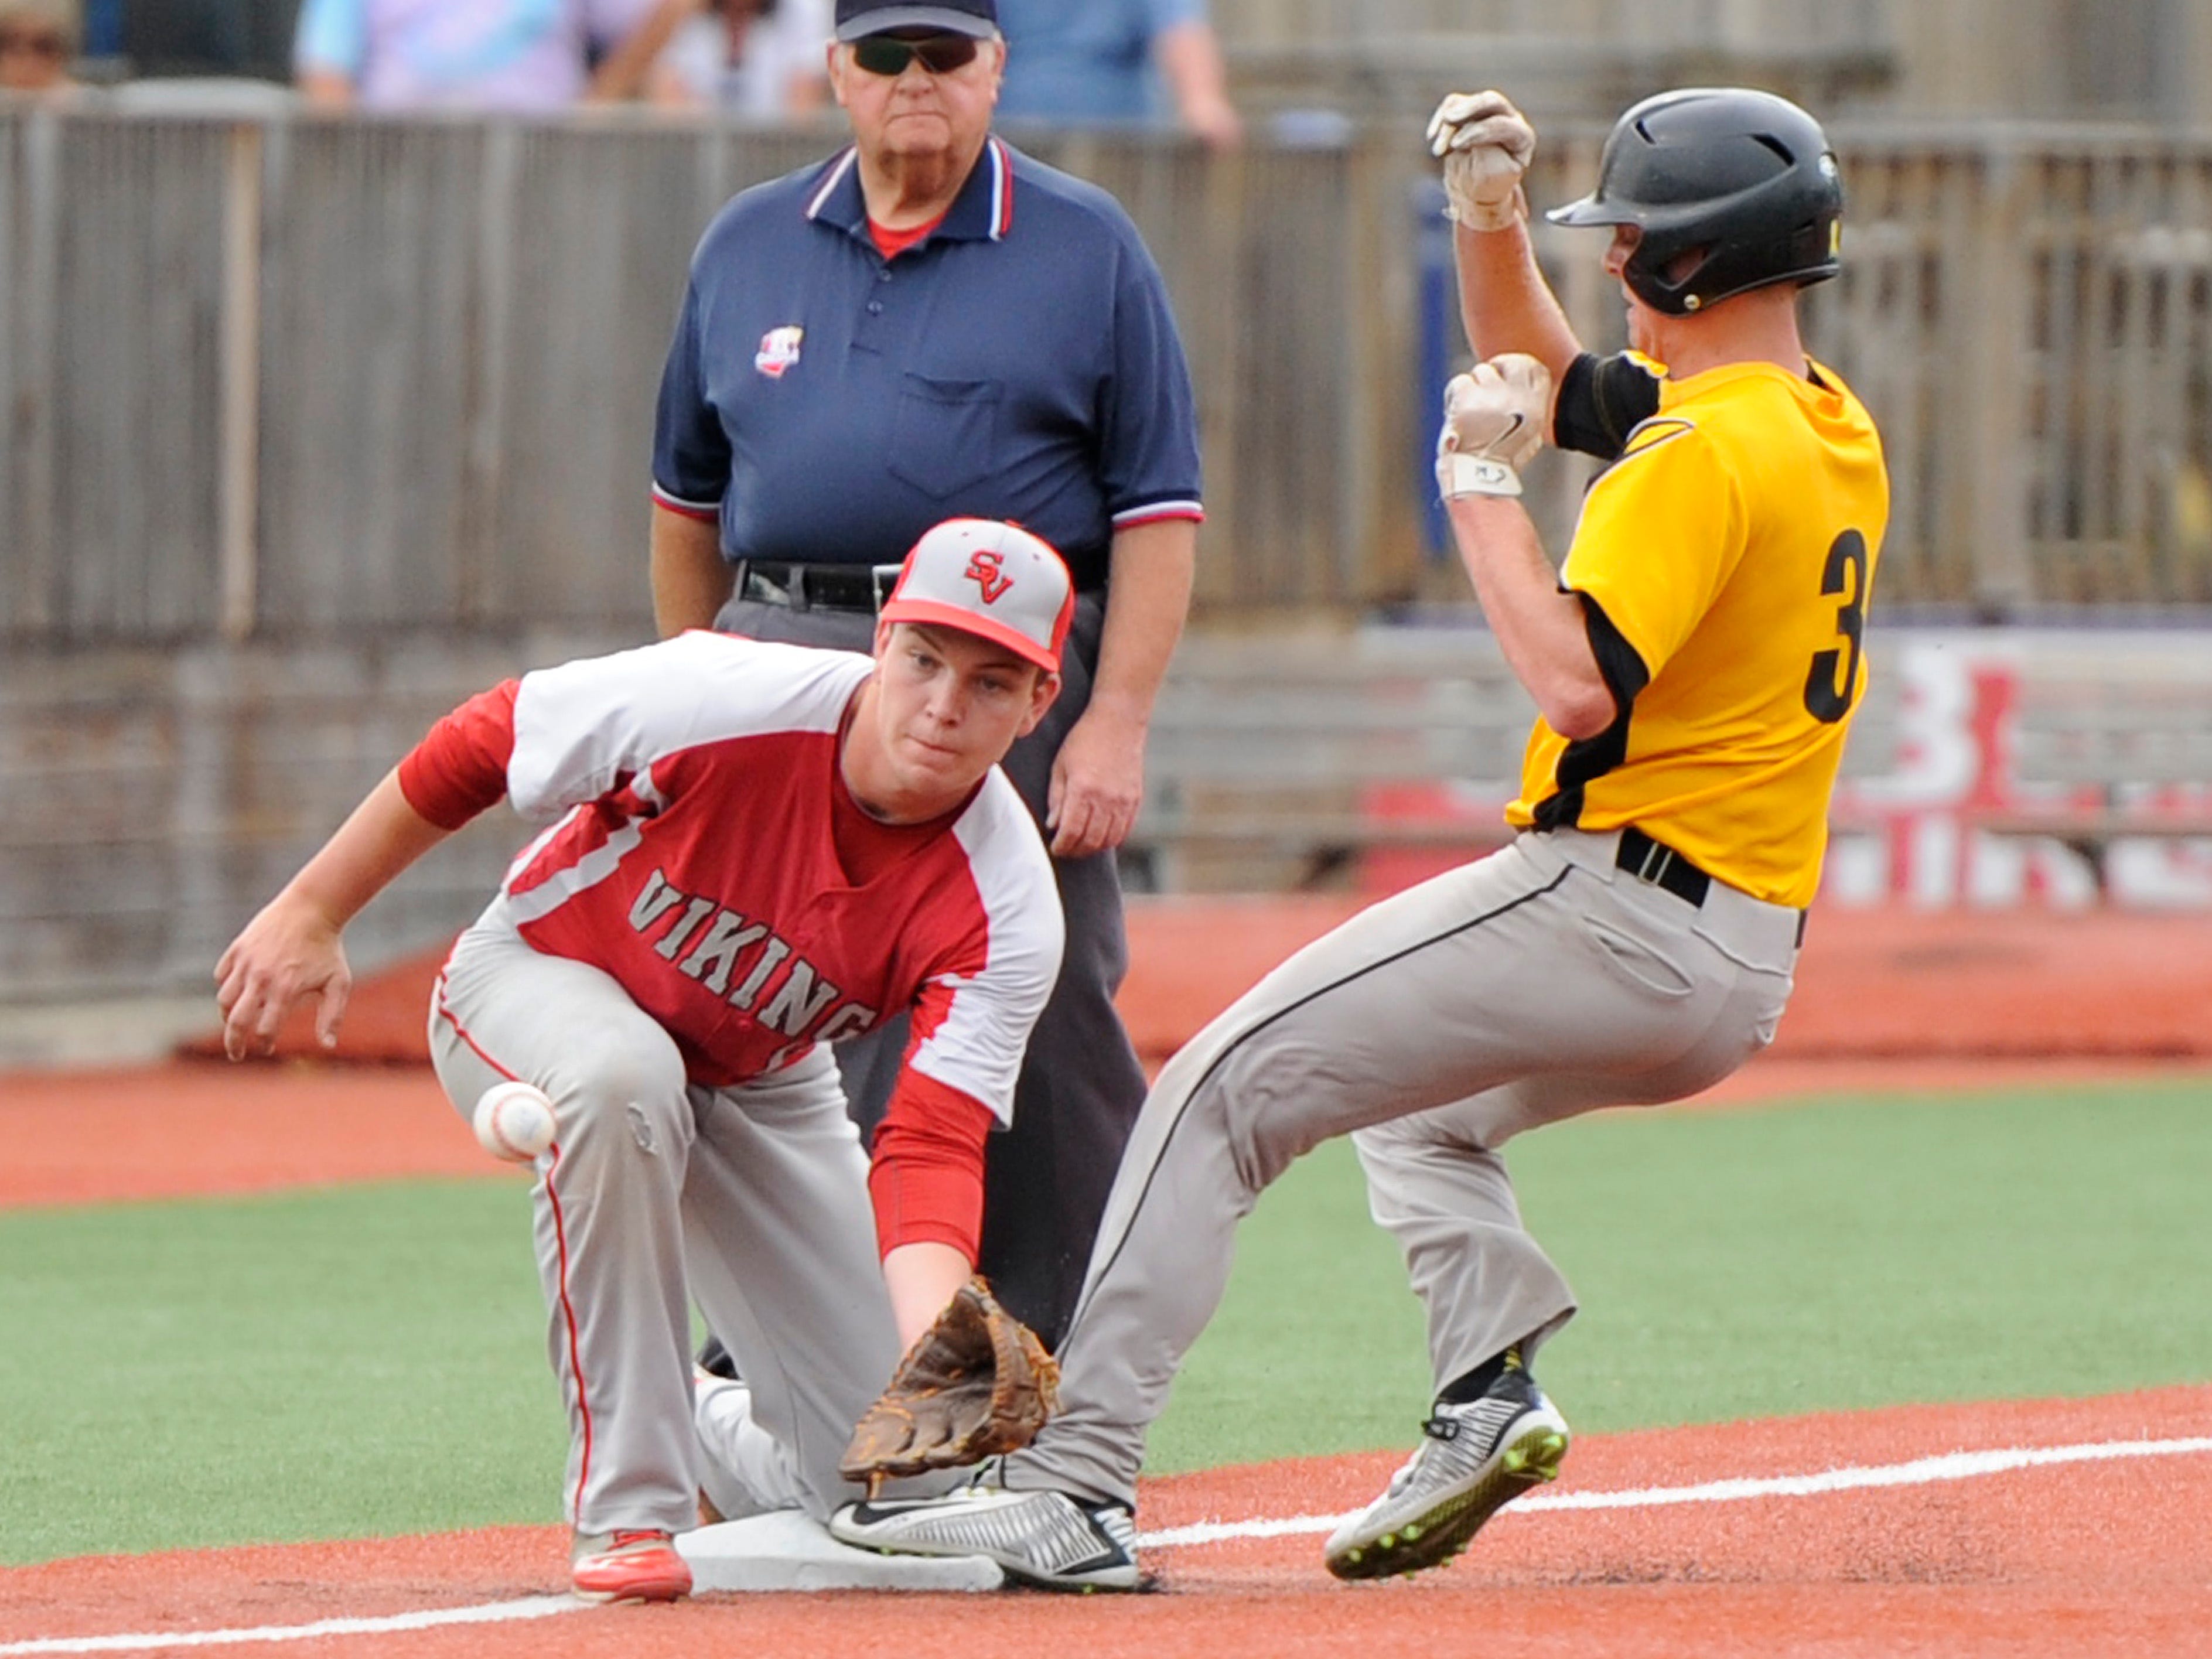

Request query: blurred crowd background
[{"left": 4, "top": 1, "right": 2209, "bottom": 128}]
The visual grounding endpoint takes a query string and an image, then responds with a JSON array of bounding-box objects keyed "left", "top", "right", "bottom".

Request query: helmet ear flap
[{"left": 1624, "top": 239, "right": 1722, "bottom": 315}]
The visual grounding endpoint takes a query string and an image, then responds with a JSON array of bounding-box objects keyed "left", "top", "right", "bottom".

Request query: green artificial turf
[
  {"left": 0, "top": 1179, "right": 567, "bottom": 1565},
  {"left": 2, "top": 1079, "right": 2208, "bottom": 1564},
  {"left": 1151, "top": 1079, "right": 2212, "bottom": 1469}
]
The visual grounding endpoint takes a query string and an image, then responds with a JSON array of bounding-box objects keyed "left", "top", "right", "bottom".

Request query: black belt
[
  {"left": 734, "top": 557, "right": 1106, "bottom": 615},
  {"left": 733, "top": 560, "right": 903, "bottom": 613},
  {"left": 1615, "top": 825, "right": 1712, "bottom": 907},
  {"left": 1614, "top": 825, "right": 1810, "bottom": 947}
]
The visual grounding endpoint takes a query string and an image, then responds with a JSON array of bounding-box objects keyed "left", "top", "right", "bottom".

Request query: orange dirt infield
[
  {"left": 8, "top": 1052, "right": 2212, "bottom": 1210},
  {"left": 4, "top": 1387, "right": 2208, "bottom": 1658},
  {"left": 170, "top": 899, "right": 2212, "bottom": 1070}
]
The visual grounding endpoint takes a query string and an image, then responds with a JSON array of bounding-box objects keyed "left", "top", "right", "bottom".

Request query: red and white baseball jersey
[{"left": 400, "top": 631, "right": 1063, "bottom": 1121}]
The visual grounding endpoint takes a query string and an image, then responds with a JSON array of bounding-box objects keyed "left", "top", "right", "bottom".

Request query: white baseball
[{"left": 473, "top": 1081, "right": 558, "bottom": 1163}]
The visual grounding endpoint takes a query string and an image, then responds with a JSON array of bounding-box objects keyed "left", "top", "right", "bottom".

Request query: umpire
[{"left": 648, "top": 0, "right": 1201, "bottom": 1350}]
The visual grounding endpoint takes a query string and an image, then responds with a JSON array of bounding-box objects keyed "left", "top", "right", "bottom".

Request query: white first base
[{"left": 678, "top": 1510, "right": 1005, "bottom": 1592}]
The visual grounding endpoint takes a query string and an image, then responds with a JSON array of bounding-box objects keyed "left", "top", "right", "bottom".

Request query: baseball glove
[{"left": 839, "top": 1276, "right": 1060, "bottom": 1498}]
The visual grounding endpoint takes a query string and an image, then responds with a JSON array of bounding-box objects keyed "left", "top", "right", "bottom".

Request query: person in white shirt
[{"left": 648, "top": 0, "right": 832, "bottom": 118}]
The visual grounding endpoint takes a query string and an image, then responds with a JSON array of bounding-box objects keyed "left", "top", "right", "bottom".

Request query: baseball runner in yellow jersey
[{"left": 829, "top": 86, "right": 1889, "bottom": 1590}]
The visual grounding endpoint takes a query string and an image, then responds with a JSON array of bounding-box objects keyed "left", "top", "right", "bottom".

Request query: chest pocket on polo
[{"left": 889, "top": 374, "right": 1002, "bottom": 499}]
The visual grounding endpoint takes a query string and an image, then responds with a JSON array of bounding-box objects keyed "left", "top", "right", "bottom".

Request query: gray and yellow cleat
[
  {"left": 831, "top": 1481, "right": 1143, "bottom": 1592},
  {"left": 1324, "top": 1360, "right": 1569, "bottom": 1581}
]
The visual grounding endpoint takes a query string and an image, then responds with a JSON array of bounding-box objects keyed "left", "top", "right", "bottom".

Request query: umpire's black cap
[{"left": 835, "top": 0, "right": 1000, "bottom": 39}]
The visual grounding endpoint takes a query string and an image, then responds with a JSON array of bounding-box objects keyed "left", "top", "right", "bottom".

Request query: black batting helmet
[{"left": 1547, "top": 87, "right": 1844, "bottom": 316}]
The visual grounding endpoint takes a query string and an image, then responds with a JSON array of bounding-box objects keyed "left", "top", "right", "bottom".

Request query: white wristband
[{"left": 1439, "top": 453, "right": 1523, "bottom": 499}]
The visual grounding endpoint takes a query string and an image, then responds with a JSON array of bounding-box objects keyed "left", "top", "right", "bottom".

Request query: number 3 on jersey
[{"left": 1803, "top": 529, "right": 1869, "bottom": 723}]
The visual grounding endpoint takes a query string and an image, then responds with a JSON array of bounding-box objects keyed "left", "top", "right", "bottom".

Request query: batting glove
[
  {"left": 1437, "top": 354, "right": 1551, "bottom": 499},
  {"left": 1426, "top": 89, "right": 1535, "bottom": 231}
]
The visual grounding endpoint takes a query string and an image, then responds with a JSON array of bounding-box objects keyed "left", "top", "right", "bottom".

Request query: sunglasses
[
  {"left": 850, "top": 33, "right": 979, "bottom": 76},
  {"left": 0, "top": 28, "right": 69, "bottom": 58}
]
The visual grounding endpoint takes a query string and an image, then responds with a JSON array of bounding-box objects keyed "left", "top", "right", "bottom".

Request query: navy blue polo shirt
[{"left": 651, "top": 136, "right": 1203, "bottom": 593}]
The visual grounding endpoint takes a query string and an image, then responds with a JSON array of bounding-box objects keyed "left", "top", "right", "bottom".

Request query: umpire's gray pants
[
  {"left": 1003, "top": 827, "right": 1800, "bottom": 1510},
  {"left": 429, "top": 899, "right": 904, "bottom": 1535}
]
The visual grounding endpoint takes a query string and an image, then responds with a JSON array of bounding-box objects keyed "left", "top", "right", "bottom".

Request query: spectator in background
[
  {"left": 0, "top": 0, "right": 80, "bottom": 95},
  {"left": 648, "top": 0, "right": 831, "bottom": 119},
  {"left": 294, "top": 0, "right": 693, "bottom": 111},
  {"left": 994, "top": 0, "right": 1239, "bottom": 147}
]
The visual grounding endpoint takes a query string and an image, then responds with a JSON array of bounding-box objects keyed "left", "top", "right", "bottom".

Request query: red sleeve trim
[
  {"left": 1111, "top": 503, "right": 1206, "bottom": 529},
  {"left": 397, "top": 680, "right": 520, "bottom": 831},
  {"left": 867, "top": 1068, "right": 994, "bottom": 1262},
  {"left": 651, "top": 490, "right": 722, "bottom": 524}
]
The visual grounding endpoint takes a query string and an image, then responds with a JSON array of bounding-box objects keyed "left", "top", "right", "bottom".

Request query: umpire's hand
[{"left": 1047, "top": 706, "right": 1145, "bottom": 858}]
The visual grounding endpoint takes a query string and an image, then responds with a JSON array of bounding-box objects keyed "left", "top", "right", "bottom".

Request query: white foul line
[
  {"left": 1134, "top": 1434, "right": 2212, "bottom": 1549},
  {"left": 9, "top": 1435, "right": 2211, "bottom": 1653},
  {"left": 0, "top": 1596, "right": 582, "bottom": 1655}
]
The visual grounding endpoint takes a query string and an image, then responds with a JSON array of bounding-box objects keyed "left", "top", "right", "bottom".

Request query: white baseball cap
[{"left": 880, "top": 518, "right": 1073, "bottom": 673}]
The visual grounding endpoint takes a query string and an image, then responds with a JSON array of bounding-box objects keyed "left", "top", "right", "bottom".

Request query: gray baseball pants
[
  {"left": 716, "top": 587, "right": 1148, "bottom": 1351},
  {"left": 1003, "top": 827, "right": 1801, "bottom": 1510},
  {"left": 428, "top": 897, "right": 904, "bottom": 1535}
]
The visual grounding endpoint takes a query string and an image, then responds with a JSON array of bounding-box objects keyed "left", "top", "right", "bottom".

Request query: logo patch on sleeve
[{"left": 754, "top": 326, "right": 804, "bottom": 380}]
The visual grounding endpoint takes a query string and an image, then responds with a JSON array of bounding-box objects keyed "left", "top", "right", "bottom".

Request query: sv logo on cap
[{"left": 964, "top": 548, "right": 1012, "bottom": 604}]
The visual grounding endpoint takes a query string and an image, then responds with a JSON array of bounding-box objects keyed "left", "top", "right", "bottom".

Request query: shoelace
[
  {"left": 962, "top": 1456, "right": 1009, "bottom": 1491},
  {"left": 1381, "top": 1406, "right": 1492, "bottom": 1498}
]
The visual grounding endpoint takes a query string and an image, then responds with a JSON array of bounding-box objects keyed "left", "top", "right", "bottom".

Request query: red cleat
[{"left": 571, "top": 1529, "right": 692, "bottom": 1603}]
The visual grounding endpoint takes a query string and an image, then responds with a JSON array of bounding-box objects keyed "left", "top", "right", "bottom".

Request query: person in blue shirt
[
  {"left": 992, "top": 0, "right": 1239, "bottom": 145},
  {"left": 650, "top": 0, "right": 1203, "bottom": 1361}
]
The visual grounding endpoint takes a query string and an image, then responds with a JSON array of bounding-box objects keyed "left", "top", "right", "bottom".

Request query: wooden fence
[{"left": 8, "top": 107, "right": 2212, "bottom": 649}]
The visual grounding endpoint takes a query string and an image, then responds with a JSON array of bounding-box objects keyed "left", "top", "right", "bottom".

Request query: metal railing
[{"left": 8, "top": 107, "right": 2212, "bottom": 649}]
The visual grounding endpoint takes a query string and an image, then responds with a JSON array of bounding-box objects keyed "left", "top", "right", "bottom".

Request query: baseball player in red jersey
[
  {"left": 830, "top": 87, "right": 1887, "bottom": 1590},
  {"left": 216, "top": 518, "right": 1072, "bottom": 1604}
]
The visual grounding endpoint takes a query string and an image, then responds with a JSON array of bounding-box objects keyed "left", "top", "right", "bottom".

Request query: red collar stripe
[{"left": 988, "top": 138, "right": 1013, "bottom": 240}]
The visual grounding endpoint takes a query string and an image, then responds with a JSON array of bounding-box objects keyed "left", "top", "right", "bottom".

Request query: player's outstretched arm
[
  {"left": 1429, "top": 91, "right": 1583, "bottom": 391},
  {"left": 214, "top": 772, "right": 452, "bottom": 1060},
  {"left": 868, "top": 1069, "right": 999, "bottom": 1346}
]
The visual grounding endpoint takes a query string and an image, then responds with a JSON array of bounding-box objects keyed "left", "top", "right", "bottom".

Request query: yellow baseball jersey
[{"left": 1507, "top": 356, "right": 1889, "bottom": 908}]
